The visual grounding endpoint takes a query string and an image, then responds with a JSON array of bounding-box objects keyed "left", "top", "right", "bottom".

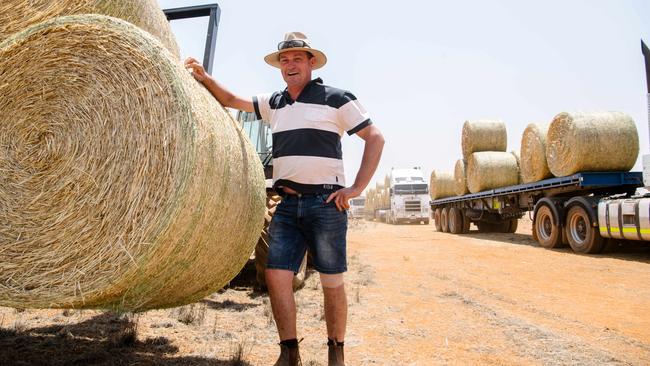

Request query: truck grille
[{"left": 405, "top": 200, "right": 421, "bottom": 212}]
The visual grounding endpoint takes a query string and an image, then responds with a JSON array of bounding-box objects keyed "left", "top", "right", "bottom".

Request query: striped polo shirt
[{"left": 253, "top": 78, "right": 372, "bottom": 194}]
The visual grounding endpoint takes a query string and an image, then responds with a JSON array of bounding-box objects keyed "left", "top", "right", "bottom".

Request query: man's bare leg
[
  {"left": 266, "top": 269, "right": 297, "bottom": 340},
  {"left": 321, "top": 273, "right": 347, "bottom": 341}
]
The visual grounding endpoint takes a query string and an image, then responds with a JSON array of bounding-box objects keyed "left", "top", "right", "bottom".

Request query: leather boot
[
  {"left": 273, "top": 343, "right": 302, "bottom": 366},
  {"left": 328, "top": 341, "right": 345, "bottom": 366}
]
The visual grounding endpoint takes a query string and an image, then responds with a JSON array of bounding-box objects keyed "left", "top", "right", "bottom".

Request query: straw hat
[{"left": 264, "top": 31, "right": 327, "bottom": 69}]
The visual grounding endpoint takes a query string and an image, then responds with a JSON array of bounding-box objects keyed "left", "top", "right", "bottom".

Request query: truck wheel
[
  {"left": 448, "top": 207, "right": 463, "bottom": 234},
  {"left": 507, "top": 219, "right": 518, "bottom": 233},
  {"left": 534, "top": 205, "right": 562, "bottom": 249},
  {"left": 255, "top": 193, "right": 307, "bottom": 290},
  {"left": 441, "top": 207, "right": 450, "bottom": 232},
  {"left": 433, "top": 209, "right": 442, "bottom": 231},
  {"left": 565, "top": 205, "right": 604, "bottom": 254},
  {"left": 461, "top": 210, "right": 471, "bottom": 233}
]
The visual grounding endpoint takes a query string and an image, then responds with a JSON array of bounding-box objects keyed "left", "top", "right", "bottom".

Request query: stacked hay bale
[
  {"left": 453, "top": 159, "right": 469, "bottom": 196},
  {"left": 364, "top": 188, "right": 377, "bottom": 219},
  {"left": 0, "top": 0, "right": 179, "bottom": 58},
  {"left": 467, "top": 152, "right": 520, "bottom": 193},
  {"left": 0, "top": 15, "right": 265, "bottom": 311},
  {"left": 430, "top": 170, "right": 455, "bottom": 199},
  {"left": 520, "top": 123, "right": 553, "bottom": 183},
  {"left": 461, "top": 120, "right": 507, "bottom": 160},
  {"left": 546, "top": 112, "right": 639, "bottom": 177}
]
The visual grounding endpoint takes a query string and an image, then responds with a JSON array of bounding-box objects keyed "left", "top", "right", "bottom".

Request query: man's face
[{"left": 279, "top": 50, "right": 314, "bottom": 88}]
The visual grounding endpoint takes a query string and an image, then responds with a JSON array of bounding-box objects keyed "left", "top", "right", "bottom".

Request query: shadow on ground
[{"left": 0, "top": 312, "right": 251, "bottom": 366}]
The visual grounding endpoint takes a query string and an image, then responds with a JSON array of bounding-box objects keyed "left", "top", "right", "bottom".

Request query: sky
[{"left": 158, "top": 0, "right": 650, "bottom": 191}]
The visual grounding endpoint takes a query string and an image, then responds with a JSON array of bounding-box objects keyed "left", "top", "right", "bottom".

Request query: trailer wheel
[
  {"left": 534, "top": 205, "right": 562, "bottom": 248},
  {"left": 507, "top": 219, "right": 518, "bottom": 233},
  {"left": 433, "top": 209, "right": 442, "bottom": 231},
  {"left": 448, "top": 207, "right": 464, "bottom": 234},
  {"left": 565, "top": 205, "right": 604, "bottom": 254},
  {"left": 440, "top": 207, "right": 450, "bottom": 233},
  {"left": 461, "top": 209, "right": 471, "bottom": 233}
]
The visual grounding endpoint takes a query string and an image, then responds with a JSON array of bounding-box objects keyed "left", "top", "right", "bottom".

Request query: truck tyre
[
  {"left": 534, "top": 204, "right": 562, "bottom": 249},
  {"left": 441, "top": 207, "right": 450, "bottom": 232},
  {"left": 461, "top": 209, "right": 471, "bottom": 233},
  {"left": 507, "top": 219, "right": 518, "bottom": 233},
  {"left": 448, "top": 207, "right": 464, "bottom": 234},
  {"left": 433, "top": 209, "right": 442, "bottom": 231},
  {"left": 255, "top": 193, "right": 307, "bottom": 291},
  {"left": 565, "top": 205, "right": 605, "bottom": 254}
]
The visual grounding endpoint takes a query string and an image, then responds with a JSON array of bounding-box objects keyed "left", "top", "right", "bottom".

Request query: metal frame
[
  {"left": 163, "top": 4, "right": 221, "bottom": 74},
  {"left": 642, "top": 40, "right": 650, "bottom": 94}
]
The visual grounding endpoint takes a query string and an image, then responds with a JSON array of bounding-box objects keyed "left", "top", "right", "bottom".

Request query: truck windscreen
[{"left": 394, "top": 184, "right": 428, "bottom": 194}]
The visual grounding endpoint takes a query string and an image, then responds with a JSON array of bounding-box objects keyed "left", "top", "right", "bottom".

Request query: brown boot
[
  {"left": 274, "top": 343, "right": 302, "bottom": 366},
  {"left": 328, "top": 340, "right": 345, "bottom": 366}
]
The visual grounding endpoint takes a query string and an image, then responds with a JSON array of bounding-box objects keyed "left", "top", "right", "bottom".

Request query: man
[{"left": 185, "top": 32, "right": 384, "bottom": 366}]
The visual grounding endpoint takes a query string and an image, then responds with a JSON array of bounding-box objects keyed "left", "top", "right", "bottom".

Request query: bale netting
[
  {"left": 453, "top": 159, "right": 469, "bottom": 196},
  {"left": 546, "top": 112, "right": 639, "bottom": 177},
  {"left": 520, "top": 123, "right": 553, "bottom": 183},
  {"left": 461, "top": 120, "right": 507, "bottom": 160},
  {"left": 0, "top": 15, "right": 266, "bottom": 311},
  {"left": 467, "top": 152, "right": 520, "bottom": 193},
  {"left": 0, "top": 0, "right": 180, "bottom": 59},
  {"left": 430, "top": 170, "right": 455, "bottom": 199}
]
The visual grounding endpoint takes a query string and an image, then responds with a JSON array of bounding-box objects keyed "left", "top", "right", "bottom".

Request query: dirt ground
[{"left": 2, "top": 218, "right": 650, "bottom": 365}]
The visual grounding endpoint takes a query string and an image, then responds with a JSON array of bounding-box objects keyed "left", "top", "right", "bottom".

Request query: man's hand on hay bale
[{"left": 184, "top": 57, "right": 208, "bottom": 82}]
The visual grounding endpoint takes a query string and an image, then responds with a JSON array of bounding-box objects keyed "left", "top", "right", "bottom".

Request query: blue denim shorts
[{"left": 267, "top": 193, "right": 348, "bottom": 274}]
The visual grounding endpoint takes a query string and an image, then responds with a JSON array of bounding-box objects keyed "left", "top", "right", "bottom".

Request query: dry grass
[
  {"left": 520, "top": 122, "right": 553, "bottom": 183},
  {"left": 430, "top": 170, "right": 456, "bottom": 199},
  {"left": 461, "top": 120, "right": 507, "bottom": 160},
  {"left": 546, "top": 111, "right": 639, "bottom": 177},
  {"left": 467, "top": 152, "right": 520, "bottom": 193},
  {"left": 0, "top": 0, "right": 179, "bottom": 58},
  {"left": 0, "top": 15, "right": 266, "bottom": 311}
]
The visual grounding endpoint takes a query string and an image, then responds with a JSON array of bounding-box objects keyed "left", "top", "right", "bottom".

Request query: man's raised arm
[{"left": 184, "top": 57, "right": 254, "bottom": 112}]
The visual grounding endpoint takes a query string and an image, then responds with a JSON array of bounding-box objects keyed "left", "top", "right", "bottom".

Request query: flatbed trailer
[{"left": 430, "top": 171, "right": 645, "bottom": 254}]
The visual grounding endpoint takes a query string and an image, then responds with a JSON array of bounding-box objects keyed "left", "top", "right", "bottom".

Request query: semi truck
[
  {"left": 430, "top": 40, "right": 650, "bottom": 254},
  {"left": 378, "top": 167, "right": 430, "bottom": 224}
]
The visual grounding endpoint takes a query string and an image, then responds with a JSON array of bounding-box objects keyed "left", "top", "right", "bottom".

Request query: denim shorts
[{"left": 267, "top": 193, "right": 348, "bottom": 274}]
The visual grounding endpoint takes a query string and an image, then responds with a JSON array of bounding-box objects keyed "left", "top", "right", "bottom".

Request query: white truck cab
[{"left": 386, "top": 167, "right": 431, "bottom": 224}]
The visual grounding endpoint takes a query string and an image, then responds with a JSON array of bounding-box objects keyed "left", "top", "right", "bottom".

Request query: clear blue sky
[{"left": 159, "top": 0, "right": 650, "bottom": 190}]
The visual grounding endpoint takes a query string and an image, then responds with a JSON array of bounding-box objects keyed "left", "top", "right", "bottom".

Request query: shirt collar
[{"left": 282, "top": 77, "right": 323, "bottom": 103}]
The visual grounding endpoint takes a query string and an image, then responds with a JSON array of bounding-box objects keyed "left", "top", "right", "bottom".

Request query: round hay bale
[
  {"left": 461, "top": 120, "right": 507, "bottom": 160},
  {"left": 430, "top": 170, "right": 455, "bottom": 199},
  {"left": 0, "top": 0, "right": 179, "bottom": 58},
  {"left": 467, "top": 152, "right": 519, "bottom": 193},
  {"left": 0, "top": 15, "right": 265, "bottom": 311},
  {"left": 546, "top": 112, "right": 639, "bottom": 177},
  {"left": 511, "top": 150, "right": 523, "bottom": 184},
  {"left": 384, "top": 174, "right": 390, "bottom": 188},
  {"left": 453, "top": 159, "right": 469, "bottom": 196},
  {"left": 520, "top": 123, "right": 552, "bottom": 183}
]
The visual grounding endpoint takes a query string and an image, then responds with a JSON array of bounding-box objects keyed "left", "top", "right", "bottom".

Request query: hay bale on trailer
[
  {"left": 0, "top": 15, "right": 265, "bottom": 311},
  {"left": 453, "top": 159, "right": 469, "bottom": 196},
  {"left": 430, "top": 170, "right": 455, "bottom": 199},
  {"left": 461, "top": 120, "right": 507, "bottom": 160},
  {"left": 511, "top": 150, "right": 523, "bottom": 184},
  {"left": 0, "top": 0, "right": 179, "bottom": 58},
  {"left": 466, "top": 152, "right": 519, "bottom": 193},
  {"left": 546, "top": 112, "right": 639, "bottom": 177},
  {"left": 520, "top": 123, "right": 553, "bottom": 183}
]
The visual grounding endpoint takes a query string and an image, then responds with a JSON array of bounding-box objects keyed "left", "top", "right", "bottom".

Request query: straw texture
[
  {"left": 520, "top": 123, "right": 552, "bottom": 183},
  {"left": 511, "top": 150, "right": 523, "bottom": 184},
  {"left": 430, "top": 170, "right": 455, "bottom": 199},
  {"left": 461, "top": 120, "right": 507, "bottom": 160},
  {"left": 467, "top": 152, "right": 519, "bottom": 193},
  {"left": 0, "top": 0, "right": 179, "bottom": 58},
  {"left": 453, "top": 159, "right": 469, "bottom": 196},
  {"left": 0, "top": 15, "right": 265, "bottom": 311},
  {"left": 546, "top": 112, "right": 639, "bottom": 177}
]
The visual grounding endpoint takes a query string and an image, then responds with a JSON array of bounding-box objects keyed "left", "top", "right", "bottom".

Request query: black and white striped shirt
[{"left": 253, "top": 78, "right": 372, "bottom": 194}]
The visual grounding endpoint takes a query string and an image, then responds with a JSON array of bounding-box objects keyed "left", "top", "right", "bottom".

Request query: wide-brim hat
[{"left": 264, "top": 32, "right": 327, "bottom": 70}]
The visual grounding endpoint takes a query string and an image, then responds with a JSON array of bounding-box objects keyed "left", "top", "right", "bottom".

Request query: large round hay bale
[
  {"left": 461, "top": 120, "right": 507, "bottom": 160},
  {"left": 520, "top": 123, "right": 553, "bottom": 183},
  {"left": 453, "top": 159, "right": 469, "bottom": 196},
  {"left": 0, "top": 0, "right": 179, "bottom": 58},
  {"left": 511, "top": 150, "right": 523, "bottom": 184},
  {"left": 430, "top": 170, "right": 455, "bottom": 199},
  {"left": 0, "top": 15, "right": 265, "bottom": 311},
  {"left": 467, "top": 152, "right": 519, "bottom": 193},
  {"left": 546, "top": 112, "right": 639, "bottom": 177}
]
